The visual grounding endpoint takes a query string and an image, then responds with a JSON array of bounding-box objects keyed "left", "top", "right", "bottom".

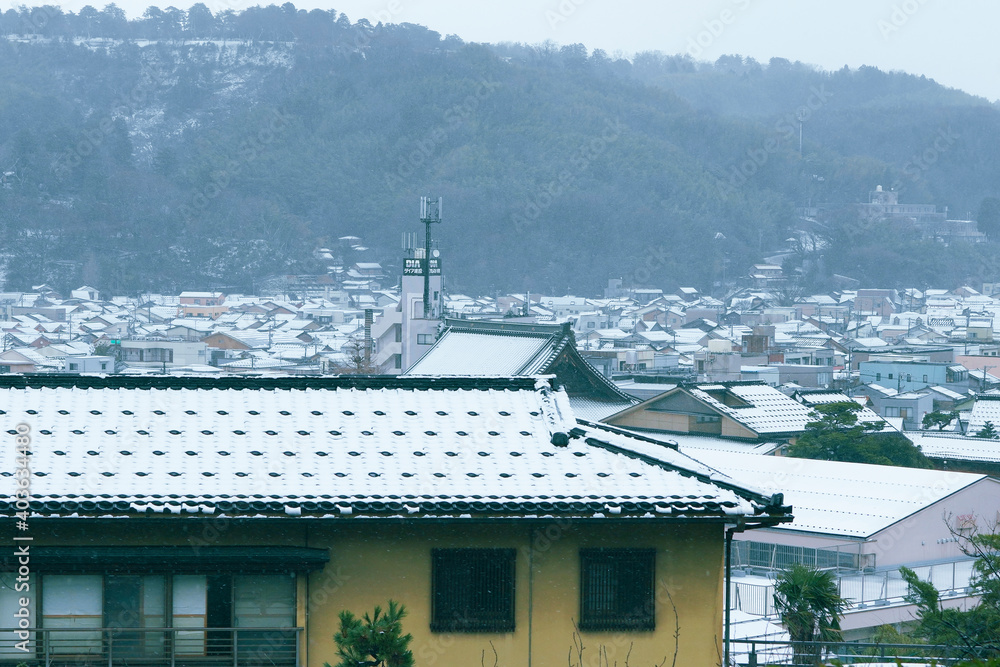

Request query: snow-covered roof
[
  {"left": 689, "top": 383, "right": 817, "bottom": 435},
  {"left": 968, "top": 395, "right": 1000, "bottom": 432},
  {"left": 928, "top": 385, "right": 966, "bottom": 401},
  {"left": 568, "top": 396, "right": 636, "bottom": 423},
  {"left": 408, "top": 330, "right": 558, "bottom": 375},
  {"left": 0, "top": 376, "right": 776, "bottom": 522},
  {"left": 793, "top": 391, "right": 888, "bottom": 428},
  {"left": 907, "top": 432, "right": 1000, "bottom": 464},
  {"left": 666, "top": 433, "right": 782, "bottom": 456},
  {"left": 682, "top": 449, "right": 987, "bottom": 538}
]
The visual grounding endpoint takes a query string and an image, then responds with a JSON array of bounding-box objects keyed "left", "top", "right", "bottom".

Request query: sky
[{"left": 26, "top": 0, "right": 1000, "bottom": 102}]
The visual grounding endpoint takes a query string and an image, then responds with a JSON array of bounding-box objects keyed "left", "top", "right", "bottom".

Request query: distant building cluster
[{"left": 3, "top": 206, "right": 1000, "bottom": 664}]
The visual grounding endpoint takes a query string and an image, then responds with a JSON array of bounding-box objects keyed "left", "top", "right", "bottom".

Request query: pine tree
[
  {"left": 977, "top": 421, "right": 999, "bottom": 439},
  {"left": 328, "top": 600, "right": 414, "bottom": 667}
]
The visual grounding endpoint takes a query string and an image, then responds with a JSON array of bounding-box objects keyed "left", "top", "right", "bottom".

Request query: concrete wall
[{"left": 866, "top": 477, "right": 1000, "bottom": 567}]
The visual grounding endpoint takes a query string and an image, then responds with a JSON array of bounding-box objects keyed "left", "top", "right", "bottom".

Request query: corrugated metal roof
[
  {"left": 408, "top": 330, "right": 558, "bottom": 375},
  {"left": 908, "top": 432, "right": 1000, "bottom": 463},
  {"left": 568, "top": 396, "right": 636, "bottom": 422},
  {"left": 681, "top": 449, "right": 988, "bottom": 538}
]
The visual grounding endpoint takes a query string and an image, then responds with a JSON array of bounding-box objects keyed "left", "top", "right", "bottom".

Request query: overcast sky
[{"left": 31, "top": 0, "right": 1000, "bottom": 102}]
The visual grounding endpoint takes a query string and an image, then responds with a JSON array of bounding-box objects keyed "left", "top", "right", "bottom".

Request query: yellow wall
[
  {"left": 306, "top": 521, "right": 724, "bottom": 667},
  {"left": 19, "top": 518, "right": 726, "bottom": 667}
]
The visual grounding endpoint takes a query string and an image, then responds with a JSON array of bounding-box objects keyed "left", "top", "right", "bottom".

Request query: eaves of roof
[{"left": 0, "top": 373, "right": 546, "bottom": 392}]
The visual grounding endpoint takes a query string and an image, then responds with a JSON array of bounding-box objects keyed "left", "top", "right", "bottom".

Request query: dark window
[
  {"left": 206, "top": 573, "right": 233, "bottom": 654},
  {"left": 147, "top": 348, "right": 174, "bottom": 363},
  {"left": 431, "top": 548, "right": 515, "bottom": 633},
  {"left": 104, "top": 575, "right": 166, "bottom": 657},
  {"left": 579, "top": 548, "right": 655, "bottom": 632}
]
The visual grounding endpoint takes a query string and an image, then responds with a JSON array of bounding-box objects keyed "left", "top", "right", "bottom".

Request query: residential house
[
  {"left": 179, "top": 292, "right": 228, "bottom": 319},
  {"left": 70, "top": 285, "right": 101, "bottom": 301},
  {"left": 859, "top": 360, "right": 969, "bottom": 393},
  {"left": 60, "top": 355, "right": 115, "bottom": 374},
  {"left": 0, "top": 348, "right": 59, "bottom": 373},
  {"left": 603, "top": 382, "right": 819, "bottom": 443},
  {"left": 865, "top": 388, "right": 934, "bottom": 430},
  {"left": 967, "top": 393, "right": 1000, "bottom": 434},
  {"left": 925, "top": 385, "right": 974, "bottom": 413},
  {"left": 0, "top": 375, "right": 791, "bottom": 667},
  {"left": 118, "top": 339, "right": 209, "bottom": 369}
]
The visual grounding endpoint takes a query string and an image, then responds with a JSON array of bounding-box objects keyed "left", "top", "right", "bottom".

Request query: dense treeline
[
  {"left": 1, "top": 3, "right": 354, "bottom": 42},
  {"left": 1, "top": 5, "right": 999, "bottom": 295}
]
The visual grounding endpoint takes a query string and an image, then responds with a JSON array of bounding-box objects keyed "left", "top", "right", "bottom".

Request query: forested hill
[{"left": 2, "top": 4, "right": 1000, "bottom": 296}]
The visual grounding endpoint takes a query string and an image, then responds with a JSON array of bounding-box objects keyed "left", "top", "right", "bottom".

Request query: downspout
[
  {"left": 527, "top": 526, "right": 535, "bottom": 667},
  {"left": 724, "top": 520, "right": 744, "bottom": 667},
  {"left": 724, "top": 502, "right": 792, "bottom": 666}
]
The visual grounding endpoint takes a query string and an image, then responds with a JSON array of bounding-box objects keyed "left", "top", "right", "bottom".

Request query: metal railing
[
  {"left": 730, "top": 559, "right": 977, "bottom": 615},
  {"left": 0, "top": 627, "right": 301, "bottom": 667},
  {"left": 731, "top": 638, "right": 967, "bottom": 666},
  {"left": 730, "top": 540, "right": 874, "bottom": 573}
]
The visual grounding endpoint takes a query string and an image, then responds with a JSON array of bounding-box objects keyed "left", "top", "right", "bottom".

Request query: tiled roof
[
  {"left": 793, "top": 391, "right": 889, "bottom": 429},
  {"left": 667, "top": 434, "right": 782, "bottom": 455},
  {"left": 0, "top": 375, "right": 776, "bottom": 521},
  {"left": 689, "top": 383, "right": 816, "bottom": 434},
  {"left": 968, "top": 395, "right": 1000, "bottom": 432}
]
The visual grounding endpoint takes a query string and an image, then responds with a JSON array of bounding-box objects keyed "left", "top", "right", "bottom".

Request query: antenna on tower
[{"left": 419, "top": 196, "right": 442, "bottom": 319}]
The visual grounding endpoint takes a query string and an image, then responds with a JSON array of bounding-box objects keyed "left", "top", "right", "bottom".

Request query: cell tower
[{"left": 419, "top": 196, "right": 441, "bottom": 319}]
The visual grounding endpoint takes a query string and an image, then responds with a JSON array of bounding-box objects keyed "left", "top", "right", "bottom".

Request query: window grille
[
  {"left": 579, "top": 548, "right": 655, "bottom": 632},
  {"left": 431, "top": 548, "right": 515, "bottom": 632}
]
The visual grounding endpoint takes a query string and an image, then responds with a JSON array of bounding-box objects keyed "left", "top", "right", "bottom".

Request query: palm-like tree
[{"left": 774, "top": 564, "right": 847, "bottom": 666}]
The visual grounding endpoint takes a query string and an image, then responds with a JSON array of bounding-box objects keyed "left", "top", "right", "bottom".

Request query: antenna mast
[{"left": 419, "top": 196, "right": 442, "bottom": 319}]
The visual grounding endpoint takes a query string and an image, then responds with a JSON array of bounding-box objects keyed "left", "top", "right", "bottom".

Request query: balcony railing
[
  {"left": 730, "top": 558, "right": 977, "bottom": 616},
  {"left": 0, "top": 627, "right": 301, "bottom": 667},
  {"left": 730, "top": 638, "right": 967, "bottom": 666}
]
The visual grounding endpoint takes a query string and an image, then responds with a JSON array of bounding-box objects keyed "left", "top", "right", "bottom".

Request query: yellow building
[{"left": 0, "top": 376, "right": 790, "bottom": 667}]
